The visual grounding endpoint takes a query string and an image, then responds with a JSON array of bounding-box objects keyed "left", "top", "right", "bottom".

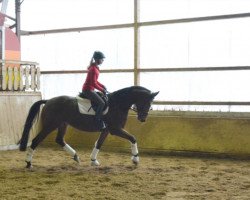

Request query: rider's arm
[{"left": 90, "top": 67, "right": 105, "bottom": 92}]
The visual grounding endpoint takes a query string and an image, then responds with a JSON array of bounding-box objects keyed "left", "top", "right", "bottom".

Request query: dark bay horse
[{"left": 19, "top": 86, "right": 159, "bottom": 168}]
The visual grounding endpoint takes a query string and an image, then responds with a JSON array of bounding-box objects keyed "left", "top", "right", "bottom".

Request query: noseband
[{"left": 130, "top": 105, "right": 152, "bottom": 120}]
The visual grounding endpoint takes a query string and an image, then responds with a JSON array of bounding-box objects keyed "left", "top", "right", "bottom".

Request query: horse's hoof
[
  {"left": 73, "top": 154, "right": 80, "bottom": 164},
  {"left": 131, "top": 156, "right": 139, "bottom": 165},
  {"left": 25, "top": 161, "right": 33, "bottom": 169},
  {"left": 91, "top": 159, "right": 100, "bottom": 166}
]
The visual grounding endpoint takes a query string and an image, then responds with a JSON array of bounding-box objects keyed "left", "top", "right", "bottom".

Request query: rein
[{"left": 130, "top": 104, "right": 153, "bottom": 113}]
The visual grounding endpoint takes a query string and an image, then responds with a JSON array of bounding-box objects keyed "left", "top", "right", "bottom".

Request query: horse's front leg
[
  {"left": 90, "top": 129, "right": 109, "bottom": 166},
  {"left": 109, "top": 128, "right": 139, "bottom": 165}
]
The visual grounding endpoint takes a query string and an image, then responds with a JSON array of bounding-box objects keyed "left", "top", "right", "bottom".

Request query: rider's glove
[
  {"left": 103, "top": 89, "right": 108, "bottom": 95},
  {"left": 103, "top": 88, "right": 108, "bottom": 102}
]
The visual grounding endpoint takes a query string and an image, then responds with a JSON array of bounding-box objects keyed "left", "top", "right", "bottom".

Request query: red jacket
[{"left": 82, "top": 64, "right": 104, "bottom": 92}]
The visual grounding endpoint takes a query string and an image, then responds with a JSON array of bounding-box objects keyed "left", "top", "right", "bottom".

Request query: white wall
[{"left": 0, "top": 92, "right": 41, "bottom": 150}]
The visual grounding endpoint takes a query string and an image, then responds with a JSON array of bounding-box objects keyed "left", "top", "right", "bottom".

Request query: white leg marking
[
  {"left": 131, "top": 142, "right": 139, "bottom": 155},
  {"left": 90, "top": 147, "right": 99, "bottom": 160},
  {"left": 90, "top": 141, "right": 100, "bottom": 166},
  {"left": 131, "top": 143, "right": 139, "bottom": 164},
  {"left": 63, "top": 144, "right": 76, "bottom": 157},
  {"left": 26, "top": 147, "right": 34, "bottom": 162}
]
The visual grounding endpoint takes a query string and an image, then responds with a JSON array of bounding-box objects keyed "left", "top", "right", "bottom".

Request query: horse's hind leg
[
  {"left": 55, "top": 123, "right": 80, "bottom": 164},
  {"left": 25, "top": 128, "right": 54, "bottom": 169}
]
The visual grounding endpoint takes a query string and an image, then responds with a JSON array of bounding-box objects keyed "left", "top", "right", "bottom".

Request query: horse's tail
[{"left": 19, "top": 100, "right": 47, "bottom": 151}]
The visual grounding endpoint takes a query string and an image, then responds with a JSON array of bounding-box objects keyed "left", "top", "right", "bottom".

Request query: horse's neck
[{"left": 110, "top": 89, "right": 140, "bottom": 111}]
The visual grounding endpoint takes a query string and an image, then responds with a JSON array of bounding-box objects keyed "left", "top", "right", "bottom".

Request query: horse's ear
[{"left": 151, "top": 91, "right": 159, "bottom": 98}]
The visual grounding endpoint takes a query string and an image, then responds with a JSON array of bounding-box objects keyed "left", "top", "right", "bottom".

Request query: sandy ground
[{"left": 0, "top": 147, "right": 249, "bottom": 200}]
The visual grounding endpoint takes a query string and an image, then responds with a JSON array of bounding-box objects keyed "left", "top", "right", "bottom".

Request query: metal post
[
  {"left": 15, "top": 0, "right": 21, "bottom": 41},
  {"left": 134, "top": 0, "right": 140, "bottom": 86},
  {"left": 0, "top": 27, "right": 4, "bottom": 90}
]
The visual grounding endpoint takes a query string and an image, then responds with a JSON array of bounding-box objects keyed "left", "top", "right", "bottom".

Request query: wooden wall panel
[{"left": 0, "top": 92, "right": 42, "bottom": 150}]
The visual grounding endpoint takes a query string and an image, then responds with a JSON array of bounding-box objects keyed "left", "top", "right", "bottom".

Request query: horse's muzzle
[
  {"left": 137, "top": 114, "right": 147, "bottom": 122},
  {"left": 139, "top": 118, "right": 146, "bottom": 122}
]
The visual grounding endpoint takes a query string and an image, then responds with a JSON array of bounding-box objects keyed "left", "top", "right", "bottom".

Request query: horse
[{"left": 19, "top": 86, "right": 159, "bottom": 168}]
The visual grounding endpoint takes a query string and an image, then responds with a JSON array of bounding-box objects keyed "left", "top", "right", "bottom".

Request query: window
[
  {"left": 140, "top": 0, "right": 250, "bottom": 22},
  {"left": 140, "top": 18, "right": 250, "bottom": 68},
  {"left": 20, "top": 0, "right": 250, "bottom": 111},
  {"left": 21, "top": 28, "right": 134, "bottom": 70},
  {"left": 21, "top": 0, "right": 133, "bottom": 31}
]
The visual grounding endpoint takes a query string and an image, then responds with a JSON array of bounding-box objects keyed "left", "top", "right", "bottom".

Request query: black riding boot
[{"left": 95, "top": 105, "right": 106, "bottom": 130}]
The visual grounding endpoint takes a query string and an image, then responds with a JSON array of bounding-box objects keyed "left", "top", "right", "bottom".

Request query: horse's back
[
  {"left": 42, "top": 95, "right": 78, "bottom": 118},
  {"left": 42, "top": 95, "right": 100, "bottom": 131},
  {"left": 47, "top": 95, "right": 75, "bottom": 103}
]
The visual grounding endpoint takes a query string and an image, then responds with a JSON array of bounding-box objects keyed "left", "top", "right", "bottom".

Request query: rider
[{"left": 82, "top": 51, "right": 107, "bottom": 130}]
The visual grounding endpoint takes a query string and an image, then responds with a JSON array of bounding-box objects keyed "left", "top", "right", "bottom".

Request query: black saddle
[{"left": 78, "top": 92, "right": 109, "bottom": 112}]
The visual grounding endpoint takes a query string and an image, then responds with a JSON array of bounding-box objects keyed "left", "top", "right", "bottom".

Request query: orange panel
[{"left": 5, "top": 50, "right": 21, "bottom": 67}]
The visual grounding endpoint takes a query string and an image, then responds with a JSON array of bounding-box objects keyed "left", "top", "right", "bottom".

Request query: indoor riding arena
[{"left": 0, "top": 1, "right": 250, "bottom": 200}]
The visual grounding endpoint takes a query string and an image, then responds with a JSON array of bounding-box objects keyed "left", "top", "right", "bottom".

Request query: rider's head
[{"left": 93, "top": 51, "right": 105, "bottom": 65}]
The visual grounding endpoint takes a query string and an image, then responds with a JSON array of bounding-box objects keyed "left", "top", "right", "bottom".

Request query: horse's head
[
  {"left": 110, "top": 86, "right": 159, "bottom": 122},
  {"left": 132, "top": 91, "right": 159, "bottom": 122}
]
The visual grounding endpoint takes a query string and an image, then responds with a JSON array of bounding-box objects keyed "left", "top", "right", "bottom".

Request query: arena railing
[{"left": 0, "top": 59, "right": 40, "bottom": 91}]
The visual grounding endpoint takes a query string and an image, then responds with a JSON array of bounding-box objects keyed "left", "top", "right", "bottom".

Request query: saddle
[{"left": 76, "top": 92, "right": 109, "bottom": 115}]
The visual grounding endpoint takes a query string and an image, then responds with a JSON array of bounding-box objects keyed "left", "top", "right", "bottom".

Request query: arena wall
[
  {"left": 43, "top": 111, "right": 250, "bottom": 158},
  {"left": 0, "top": 92, "right": 42, "bottom": 150}
]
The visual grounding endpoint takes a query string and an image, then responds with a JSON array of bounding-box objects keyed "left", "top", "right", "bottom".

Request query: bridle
[{"left": 130, "top": 104, "right": 153, "bottom": 114}]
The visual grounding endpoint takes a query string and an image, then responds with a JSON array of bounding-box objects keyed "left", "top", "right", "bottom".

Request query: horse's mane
[
  {"left": 108, "top": 86, "right": 151, "bottom": 108},
  {"left": 110, "top": 86, "right": 151, "bottom": 98}
]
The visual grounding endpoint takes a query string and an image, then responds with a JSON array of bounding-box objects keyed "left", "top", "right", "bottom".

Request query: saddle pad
[{"left": 76, "top": 96, "right": 109, "bottom": 116}]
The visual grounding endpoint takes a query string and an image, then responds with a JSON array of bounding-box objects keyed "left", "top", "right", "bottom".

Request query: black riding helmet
[{"left": 93, "top": 51, "right": 105, "bottom": 60}]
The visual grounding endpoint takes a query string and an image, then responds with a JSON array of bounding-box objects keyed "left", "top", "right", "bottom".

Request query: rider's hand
[
  {"left": 103, "top": 89, "right": 108, "bottom": 102},
  {"left": 102, "top": 89, "right": 107, "bottom": 95},
  {"left": 103, "top": 87, "right": 108, "bottom": 95}
]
